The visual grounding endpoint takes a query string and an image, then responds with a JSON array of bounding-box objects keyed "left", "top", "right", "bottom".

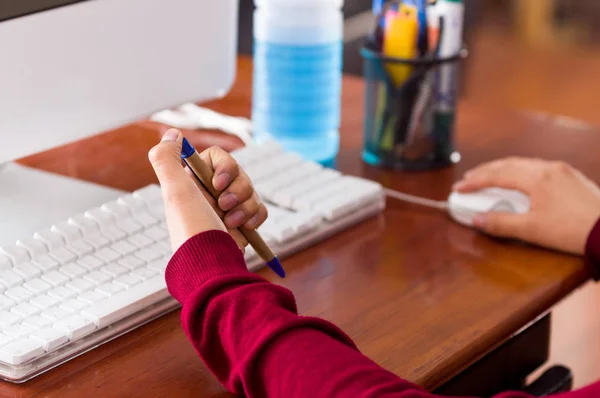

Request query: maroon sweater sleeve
[{"left": 165, "top": 230, "right": 600, "bottom": 398}]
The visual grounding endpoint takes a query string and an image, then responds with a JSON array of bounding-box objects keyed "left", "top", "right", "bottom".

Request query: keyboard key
[
  {"left": 130, "top": 268, "right": 158, "bottom": 281},
  {"left": 77, "top": 255, "right": 104, "bottom": 271},
  {"left": 146, "top": 260, "right": 167, "bottom": 274},
  {"left": 22, "top": 278, "right": 52, "bottom": 294},
  {"left": 143, "top": 225, "right": 169, "bottom": 242},
  {"left": 134, "top": 248, "right": 161, "bottom": 263},
  {"left": 117, "top": 195, "right": 147, "bottom": 211},
  {"left": 66, "top": 279, "right": 94, "bottom": 293},
  {"left": 17, "top": 238, "right": 48, "bottom": 257},
  {"left": 147, "top": 204, "right": 166, "bottom": 220},
  {"left": 85, "top": 208, "right": 116, "bottom": 228},
  {"left": 127, "top": 234, "right": 153, "bottom": 249},
  {"left": 0, "top": 246, "right": 30, "bottom": 265},
  {"left": 155, "top": 240, "right": 172, "bottom": 256},
  {"left": 116, "top": 219, "right": 143, "bottom": 235},
  {"left": 84, "top": 271, "right": 111, "bottom": 285},
  {"left": 78, "top": 291, "right": 109, "bottom": 305},
  {"left": 133, "top": 185, "right": 163, "bottom": 204},
  {"left": 113, "top": 274, "right": 142, "bottom": 289},
  {"left": 117, "top": 256, "right": 145, "bottom": 270},
  {"left": 4, "top": 323, "right": 36, "bottom": 339},
  {"left": 101, "top": 263, "right": 128, "bottom": 277},
  {"left": 59, "top": 263, "right": 87, "bottom": 279},
  {"left": 83, "top": 234, "right": 111, "bottom": 249},
  {"left": 95, "top": 283, "right": 124, "bottom": 297},
  {"left": 102, "top": 226, "right": 128, "bottom": 242},
  {"left": 68, "top": 215, "right": 100, "bottom": 235},
  {"left": 101, "top": 201, "right": 131, "bottom": 218},
  {"left": 5, "top": 286, "right": 34, "bottom": 303},
  {"left": 0, "top": 338, "right": 45, "bottom": 365},
  {"left": 82, "top": 276, "right": 167, "bottom": 328},
  {"left": 13, "top": 262, "right": 42, "bottom": 279},
  {"left": 0, "top": 270, "right": 24, "bottom": 289},
  {"left": 49, "top": 247, "right": 77, "bottom": 264},
  {"left": 30, "top": 328, "right": 69, "bottom": 351},
  {"left": 0, "top": 311, "right": 21, "bottom": 327},
  {"left": 30, "top": 294, "right": 60, "bottom": 310},
  {"left": 111, "top": 241, "right": 137, "bottom": 256},
  {"left": 53, "top": 315, "right": 96, "bottom": 341},
  {"left": 41, "top": 270, "right": 70, "bottom": 287},
  {"left": 65, "top": 240, "right": 94, "bottom": 257},
  {"left": 41, "top": 306, "right": 71, "bottom": 321},
  {"left": 33, "top": 230, "right": 65, "bottom": 251},
  {"left": 23, "top": 315, "right": 53, "bottom": 329},
  {"left": 32, "top": 255, "right": 60, "bottom": 272},
  {"left": 94, "top": 248, "right": 121, "bottom": 263},
  {"left": 0, "top": 255, "right": 11, "bottom": 271},
  {"left": 132, "top": 211, "right": 158, "bottom": 228},
  {"left": 48, "top": 286, "right": 78, "bottom": 300},
  {"left": 11, "top": 303, "right": 41, "bottom": 318},
  {"left": 51, "top": 222, "right": 83, "bottom": 243},
  {"left": 60, "top": 299, "right": 89, "bottom": 313}
]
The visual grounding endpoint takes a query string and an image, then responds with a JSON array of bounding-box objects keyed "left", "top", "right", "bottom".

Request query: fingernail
[
  {"left": 219, "top": 192, "right": 239, "bottom": 211},
  {"left": 214, "top": 173, "right": 232, "bottom": 191},
  {"left": 245, "top": 214, "right": 261, "bottom": 230},
  {"left": 473, "top": 213, "right": 486, "bottom": 228},
  {"left": 162, "top": 128, "right": 180, "bottom": 142},
  {"left": 225, "top": 210, "right": 245, "bottom": 229}
]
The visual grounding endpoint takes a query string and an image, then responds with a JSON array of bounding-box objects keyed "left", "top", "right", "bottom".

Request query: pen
[{"left": 180, "top": 138, "right": 286, "bottom": 278}]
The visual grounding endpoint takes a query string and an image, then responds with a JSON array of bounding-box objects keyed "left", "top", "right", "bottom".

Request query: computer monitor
[{"left": 0, "top": 0, "right": 238, "bottom": 244}]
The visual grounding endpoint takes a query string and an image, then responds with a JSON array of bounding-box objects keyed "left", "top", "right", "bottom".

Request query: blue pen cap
[{"left": 181, "top": 138, "right": 196, "bottom": 159}]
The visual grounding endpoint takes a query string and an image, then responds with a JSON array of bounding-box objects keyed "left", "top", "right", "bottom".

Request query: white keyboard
[{"left": 0, "top": 141, "right": 385, "bottom": 382}]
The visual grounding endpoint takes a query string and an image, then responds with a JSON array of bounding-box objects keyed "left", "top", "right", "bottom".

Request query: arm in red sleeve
[{"left": 165, "top": 230, "right": 600, "bottom": 398}]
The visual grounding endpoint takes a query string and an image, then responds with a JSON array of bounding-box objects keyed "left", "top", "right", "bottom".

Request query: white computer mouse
[{"left": 448, "top": 188, "right": 531, "bottom": 227}]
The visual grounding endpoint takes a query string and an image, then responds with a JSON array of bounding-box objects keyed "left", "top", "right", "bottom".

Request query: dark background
[{"left": 0, "top": 0, "right": 87, "bottom": 22}]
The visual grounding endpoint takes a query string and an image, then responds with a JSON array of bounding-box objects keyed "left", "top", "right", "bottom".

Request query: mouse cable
[{"left": 383, "top": 188, "right": 448, "bottom": 211}]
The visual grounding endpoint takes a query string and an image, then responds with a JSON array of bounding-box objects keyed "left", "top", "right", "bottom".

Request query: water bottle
[{"left": 252, "top": 0, "right": 344, "bottom": 165}]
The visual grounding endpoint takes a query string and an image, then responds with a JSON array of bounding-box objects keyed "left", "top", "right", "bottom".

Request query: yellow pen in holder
[{"left": 382, "top": 4, "right": 419, "bottom": 87}]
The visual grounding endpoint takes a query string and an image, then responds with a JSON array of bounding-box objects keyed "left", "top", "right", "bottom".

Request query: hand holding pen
[{"left": 148, "top": 128, "right": 285, "bottom": 278}]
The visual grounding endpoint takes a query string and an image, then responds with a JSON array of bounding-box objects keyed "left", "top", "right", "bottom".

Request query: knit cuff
[
  {"left": 584, "top": 217, "right": 600, "bottom": 281},
  {"left": 165, "top": 230, "right": 249, "bottom": 304}
]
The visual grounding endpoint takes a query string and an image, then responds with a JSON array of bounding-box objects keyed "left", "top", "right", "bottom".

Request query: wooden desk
[{"left": 3, "top": 58, "right": 598, "bottom": 397}]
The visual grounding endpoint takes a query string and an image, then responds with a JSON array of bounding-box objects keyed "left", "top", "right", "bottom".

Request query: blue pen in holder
[{"left": 361, "top": 46, "right": 468, "bottom": 171}]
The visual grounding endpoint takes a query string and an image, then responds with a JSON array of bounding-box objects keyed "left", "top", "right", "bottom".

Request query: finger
[
  {"left": 224, "top": 192, "right": 261, "bottom": 229},
  {"left": 454, "top": 158, "right": 539, "bottom": 194},
  {"left": 149, "top": 129, "right": 197, "bottom": 199},
  {"left": 199, "top": 146, "right": 240, "bottom": 192},
  {"left": 185, "top": 167, "right": 219, "bottom": 211},
  {"left": 228, "top": 229, "right": 248, "bottom": 252},
  {"left": 244, "top": 203, "right": 268, "bottom": 230},
  {"left": 218, "top": 172, "right": 254, "bottom": 212},
  {"left": 473, "top": 211, "right": 531, "bottom": 240}
]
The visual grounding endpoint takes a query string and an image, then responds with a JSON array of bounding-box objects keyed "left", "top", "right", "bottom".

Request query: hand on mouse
[
  {"left": 148, "top": 129, "right": 268, "bottom": 252},
  {"left": 453, "top": 157, "right": 600, "bottom": 255}
]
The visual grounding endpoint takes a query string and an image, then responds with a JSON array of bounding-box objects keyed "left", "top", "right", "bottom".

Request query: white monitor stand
[{"left": 0, "top": 163, "right": 124, "bottom": 246}]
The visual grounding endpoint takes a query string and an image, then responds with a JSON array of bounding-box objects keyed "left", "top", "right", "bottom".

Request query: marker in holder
[{"left": 360, "top": 46, "right": 468, "bottom": 171}]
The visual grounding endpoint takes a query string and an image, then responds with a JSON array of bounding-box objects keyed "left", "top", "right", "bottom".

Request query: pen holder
[{"left": 361, "top": 47, "right": 468, "bottom": 170}]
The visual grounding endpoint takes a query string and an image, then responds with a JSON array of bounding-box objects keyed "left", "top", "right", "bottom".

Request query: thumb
[
  {"left": 473, "top": 212, "right": 529, "bottom": 240},
  {"left": 148, "top": 129, "right": 188, "bottom": 191}
]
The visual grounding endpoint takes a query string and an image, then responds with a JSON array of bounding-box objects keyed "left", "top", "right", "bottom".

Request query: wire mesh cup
[{"left": 361, "top": 46, "right": 468, "bottom": 170}]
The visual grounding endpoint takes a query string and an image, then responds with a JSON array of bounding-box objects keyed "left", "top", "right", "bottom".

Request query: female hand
[
  {"left": 454, "top": 157, "right": 600, "bottom": 255},
  {"left": 148, "top": 129, "right": 268, "bottom": 252}
]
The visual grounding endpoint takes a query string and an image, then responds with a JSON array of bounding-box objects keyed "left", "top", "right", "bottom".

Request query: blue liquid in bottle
[{"left": 252, "top": 40, "right": 343, "bottom": 165}]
